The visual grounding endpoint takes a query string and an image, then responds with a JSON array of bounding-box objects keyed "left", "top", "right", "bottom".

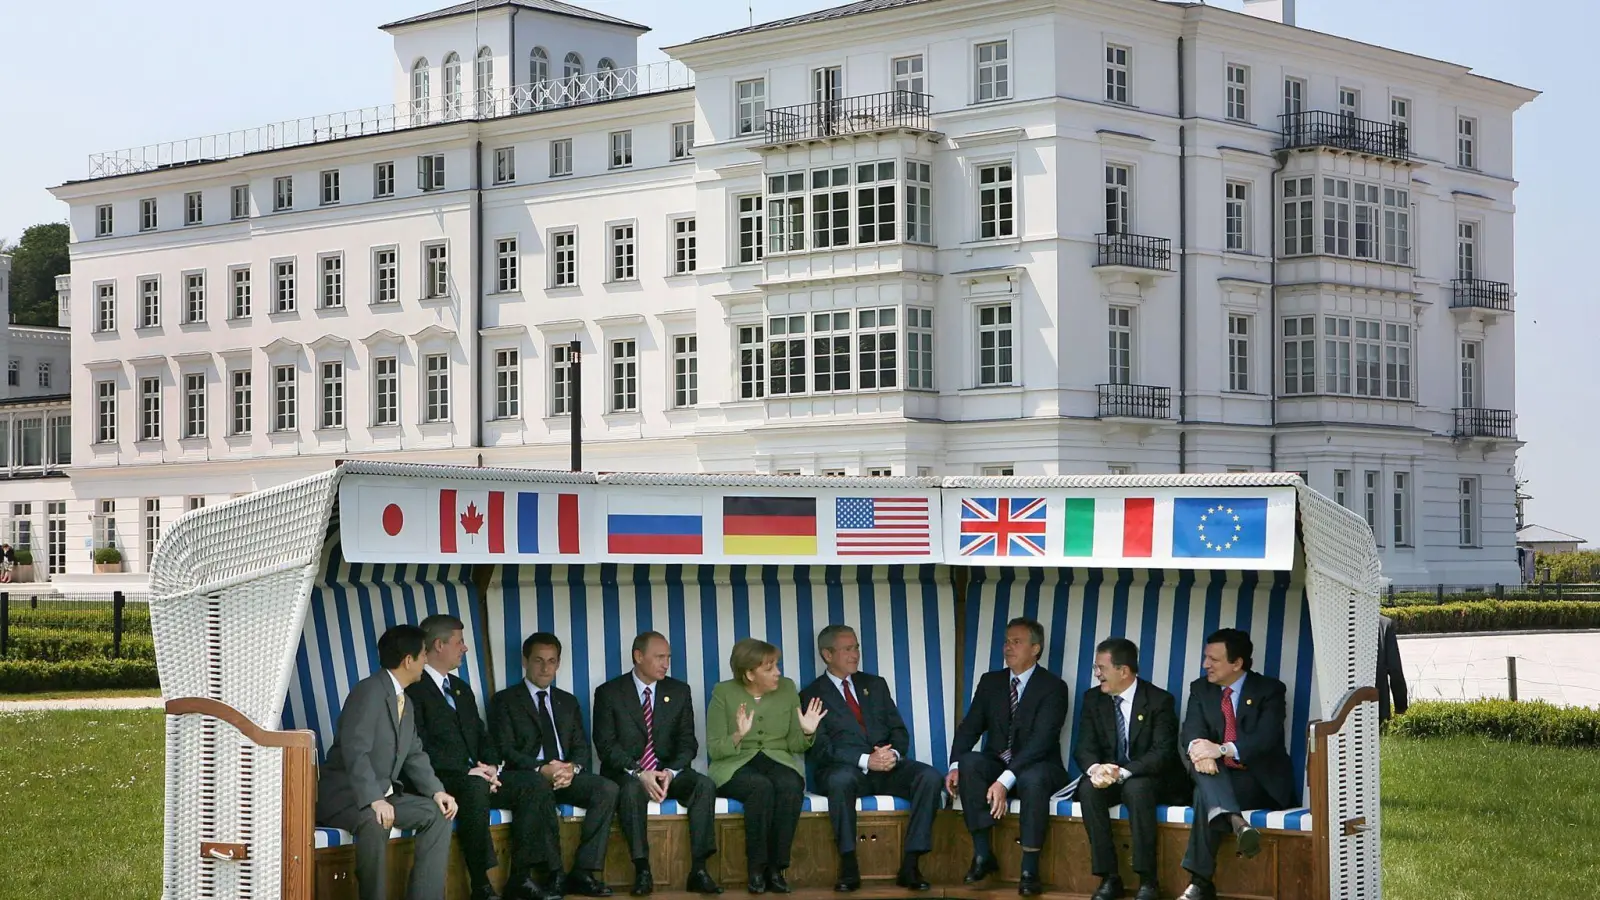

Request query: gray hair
[
  {"left": 419, "top": 613, "right": 464, "bottom": 651},
  {"left": 816, "top": 623, "right": 857, "bottom": 659}
]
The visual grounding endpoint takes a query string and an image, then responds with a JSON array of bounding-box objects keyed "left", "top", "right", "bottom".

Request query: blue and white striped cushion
[{"left": 1046, "top": 801, "right": 1312, "bottom": 832}]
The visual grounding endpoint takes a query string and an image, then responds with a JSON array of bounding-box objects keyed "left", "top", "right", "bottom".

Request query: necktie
[
  {"left": 841, "top": 678, "right": 866, "bottom": 729},
  {"left": 442, "top": 677, "right": 457, "bottom": 710},
  {"left": 1221, "top": 686, "right": 1243, "bottom": 769},
  {"left": 537, "top": 690, "right": 560, "bottom": 762},
  {"left": 1001, "top": 676, "right": 1020, "bottom": 764},
  {"left": 1115, "top": 696, "right": 1130, "bottom": 766},
  {"left": 639, "top": 687, "right": 660, "bottom": 772},
  {"left": 396, "top": 692, "right": 406, "bottom": 722}
]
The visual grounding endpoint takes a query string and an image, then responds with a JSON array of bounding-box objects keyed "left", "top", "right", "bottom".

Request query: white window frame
[
  {"left": 1105, "top": 44, "right": 1132, "bottom": 105},
  {"left": 230, "top": 185, "right": 249, "bottom": 220},
  {"left": 981, "top": 465, "right": 1016, "bottom": 477},
  {"left": 1457, "top": 116, "right": 1477, "bottom": 169},
  {"left": 272, "top": 258, "right": 297, "bottom": 313},
  {"left": 183, "top": 373, "right": 206, "bottom": 439},
  {"left": 230, "top": 370, "right": 252, "bottom": 435},
  {"left": 138, "top": 276, "right": 161, "bottom": 329},
  {"left": 1227, "top": 314, "right": 1251, "bottom": 393},
  {"left": 318, "top": 253, "right": 344, "bottom": 309},
  {"left": 144, "top": 499, "right": 160, "bottom": 564},
  {"left": 1283, "top": 76, "right": 1305, "bottom": 118},
  {"left": 419, "top": 153, "right": 446, "bottom": 191},
  {"left": 494, "top": 146, "right": 516, "bottom": 184},
  {"left": 95, "top": 380, "right": 117, "bottom": 443},
  {"left": 893, "top": 54, "right": 925, "bottom": 98},
  {"left": 1460, "top": 339, "right": 1482, "bottom": 408},
  {"left": 139, "top": 376, "right": 162, "bottom": 442},
  {"left": 494, "top": 348, "right": 521, "bottom": 420},
  {"left": 1459, "top": 477, "right": 1479, "bottom": 547},
  {"left": 373, "top": 356, "right": 399, "bottom": 426},
  {"left": 140, "top": 197, "right": 158, "bottom": 231},
  {"left": 610, "top": 338, "right": 638, "bottom": 412},
  {"left": 856, "top": 307, "right": 898, "bottom": 391},
  {"left": 495, "top": 237, "right": 520, "bottom": 293},
  {"left": 907, "top": 306, "right": 934, "bottom": 391},
  {"left": 424, "top": 242, "right": 449, "bottom": 299},
  {"left": 975, "top": 301, "right": 1015, "bottom": 387},
  {"left": 1225, "top": 63, "right": 1249, "bottom": 122},
  {"left": 976, "top": 161, "right": 1015, "bottom": 240},
  {"left": 424, "top": 354, "right": 450, "bottom": 423},
  {"left": 767, "top": 171, "right": 806, "bottom": 253},
  {"left": 374, "top": 161, "right": 396, "bottom": 198},
  {"left": 1281, "top": 175, "right": 1314, "bottom": 256},
  {"left": 1457, "top": 220, "right": 1478, "bottom": 281},
  {"left": 550, "top": 228, "right": 577, "bottom": 288},
  {"left": 37, "top": 361, "right": 51, "bottom": 389},
  {"left": 1334, "top": 469, "right": 1350, "bottom": 508},
  {"left": 411, "top": 58, "right": 431, "bottom": 119},
  {"left": 563, "top": 52, "right": 583, "bottom": 80},
  {"left": 550, "top": 342, "right": 573, "bottom": 416},
  {"left": 974, "top": 40, "right": 1010, "bottom": 103},
  {"left": 673, "top": 334, "right": 698, "bottom": 408},
  {"left": 96, "top": 281, "right": 117, "bottom": 333},
  {"left": 735, "top": 78, "right": 766, "bottom": 136},
  {"left": 1107, "top": 305, "right": 1134, "bottom": 385},
  {"left": 671, "top": 217, "right": 697, "bottom": 275},
  {"left": 184, "top": 191, "right": 203, "bottom": 226},
  {"left": 735, "top": 194, "right": 764, "bottom": 265},
  {"left": 1392, "top": 472, "right": 1411, "bottom": 548},
  {"left": 609, "top": 130, "right": 633, "bottom": 169},
  {"left": 608, "top": 222, "right": 637, "bottom": 282},
  {"left": 1338, "top": 87, "right": 1361, "bottom": 121},
  {"left": 1390, "top": 97, "right": 1411, "bottom": 143},
  {"left": 1104, "top": 163, "right": 1132, "bottom": 234},
  {"left": 320, "top": 360, "right": 344, "bottom": 430},
  {"left": 273, "top": 176, "right": 293, "bottom": 211},
  {"left": 272, "top": 365, "right": 297, "bottom": 432},
  {"left": 906, "top": 160, "right": 934, "bottom": 245},
  {"left": 443, "top": 52, "right": 462, "bottom": 119},
  {"left": 320, "top": 169, "right": 341, "bottom": 206},
  {"left": 372, "top": 247, "right": 399, "bottom": 304},
  {"left": 1281, "top": 315, "right": 1316, "bottom": 395},
  {"left": 228, "top": 266, "right": 251, "bottom": 319},
  {"left": 96, "top": 204, "right": 114, "bottom": 236},
  {"left": 856, "top": 160, "right": 898, "bottom": 246},
  {"left": 550, "top": 138, "right": 573, "bottom": 176},
  {"left": 672, "top": 122, "right": 694, "bottom": 160},
  {"left": 1364, "top": 470, "right": 1381, "bottom": 542},
  {"left": 735, "top": 324, "right": 765, "bottom": 401},
  {"left": 1225, "top": 180, "right": 1251, "bottom": 252}
]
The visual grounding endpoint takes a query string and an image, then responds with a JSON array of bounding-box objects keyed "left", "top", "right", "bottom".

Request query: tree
[{"left": 4, "top": 222, "right": 70, "bottom": 326}]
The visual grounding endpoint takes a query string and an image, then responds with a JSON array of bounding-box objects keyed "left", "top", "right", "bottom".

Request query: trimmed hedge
[
  {"left": 0, "top": 658, "right": 160, "bottom": 694},
  {"left": 4, "top": 627, "right": 155, "bottom": 663},
  {"left": 1391, "top": 699, "right": 1600, "bottom": 749},
  {"left": 1388, "top": 600, "right": 1600, "bottom": 634},
  {"left": 4, "top": 607, "right": 152, "bottom": 635}
]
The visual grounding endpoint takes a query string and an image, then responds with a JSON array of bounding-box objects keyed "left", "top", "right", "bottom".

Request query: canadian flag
[{"left": 439, "top": 488, "right": 580, "bottom": 556}]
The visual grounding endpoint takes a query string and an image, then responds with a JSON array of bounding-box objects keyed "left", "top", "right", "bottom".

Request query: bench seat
[{"left": 948, "top": 797, "right": 1315, "bottom": 832}]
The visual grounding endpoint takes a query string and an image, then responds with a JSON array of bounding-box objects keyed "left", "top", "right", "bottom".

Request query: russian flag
[
  {"left": 608, "top": 494, "right": 704, "bottom": 555},
  {"left": 439, "top": 489, "right": 580, "bottom": 555}
]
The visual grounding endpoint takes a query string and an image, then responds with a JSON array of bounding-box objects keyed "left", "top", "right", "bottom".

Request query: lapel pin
[
  {"left": 1246, "top": 699, "right": 1253, "bottom": 706},
  {"left": 862, "top": 688, "right": 869, "bottom": 697},
  {"left": 1137, "top": 714, "right": 1144, "bottom": 721},
  {"left": 663, "top": 696, "right": 670, "bottom": 703}
]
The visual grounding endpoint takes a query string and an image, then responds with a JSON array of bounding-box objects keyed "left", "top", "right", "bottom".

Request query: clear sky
[{"left": 2, "top": 0, "right": 1593, "bottom": 542}]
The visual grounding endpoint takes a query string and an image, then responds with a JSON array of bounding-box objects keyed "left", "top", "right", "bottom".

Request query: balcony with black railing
[
  {"left": 764, "top": 90, "right": 933, "bottom": 144},
  {"left": 1451, "top": 278, "right": 1513, "bottom": 312},
  {"left": 1454, "top": 408, "right": 1516, "bottom": 439},
  {"left": 1095, "top": 233, "right": 1172, "bottom": 271},
  {"left": 1098, "top": 384, "right": 1172, "bottom": 419},
  {"left": 1279, "top": 110, "right": 1411, "bottom": 162}
]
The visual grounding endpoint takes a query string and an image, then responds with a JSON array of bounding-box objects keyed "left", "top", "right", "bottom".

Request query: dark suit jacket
[
  {"left": 317, "top": 671, "right": 445, "bottom": 818},
  {"left": 591, "top": 672, "right": 699, "bottom": 776},
  {"left": 406, "top": 669, "right": 498, "bottom": 778},
  {"left": 801, "top": 671, "right": 912, "bottom": 772},
  {"left": 1377, "top": 616, "right": 1408, "bottom": 721},
  {"left": 950, "top": 666, "right": 1071, "bottom": 772},
  {"left": 1073, "top": 678, "right": 1184, "bottom": 795},
  {"left": 1179, "top": 673, "right": 1296, "bottom": 809},
  {"left": 489, "top": 681, "right": 592, "bottom": 772}
]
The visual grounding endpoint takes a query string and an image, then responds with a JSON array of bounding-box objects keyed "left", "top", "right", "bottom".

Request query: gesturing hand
[
  {"left": 797, "top": 697, "right": 828, "bottom": 735},
  {"left": 370, "top": 798, "right": 396, "bottom": 830},
  {"left": 435, "top": 791, "right": 459, "bottom": 820},
  {"left": 986, "top": 782, "right": 1008, "bottom": 820},
  {"left": 734, "top": 703, "right": 755, "bottom": 743}
]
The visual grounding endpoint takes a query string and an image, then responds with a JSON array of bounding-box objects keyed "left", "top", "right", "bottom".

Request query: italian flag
[{"left": 1063, "top": 497, "right": 1155, "bottom": 558}]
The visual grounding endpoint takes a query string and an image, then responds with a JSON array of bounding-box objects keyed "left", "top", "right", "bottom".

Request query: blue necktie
[
  {"left": 1115, "top": 696, "right": 1130, "bottom": 766},
  {"left": 442, "top": 677, "right": 457, "bottom": 710}
]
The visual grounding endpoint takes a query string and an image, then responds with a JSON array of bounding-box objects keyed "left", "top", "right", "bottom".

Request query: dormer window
[
  {"left": 443, "top": 52, "right": 462, "bottom": 119},
  {"left": 563, "top": 52, "right": 583, "bottom": 81},
  {"left": 411, "top": 59, "right": 430, "bottom": 120}
]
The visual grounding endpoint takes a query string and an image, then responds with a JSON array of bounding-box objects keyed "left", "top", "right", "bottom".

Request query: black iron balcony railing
[
  {"left": 1454, "top": 408, "right": 1515, "bottom": 439},
  {"left": 1452, "top": 278, "right": 1513, "bottom": 312},
  {"left": 1279, "top": 110, "right": 1411, "bottom": 161},
  {"left": 1098, "top": 383, "right": 1172, "bottom": 419},
  {"left": 1096, "top": 233, "right": 1172, "bottom": 270},
  {"left": 764, "top": 90, "right": 933, "bottom": 143}
]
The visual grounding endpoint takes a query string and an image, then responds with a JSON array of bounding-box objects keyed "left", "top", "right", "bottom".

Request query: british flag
[{"left": 959, "top": 497, "right": 1048, "bottom": 557}]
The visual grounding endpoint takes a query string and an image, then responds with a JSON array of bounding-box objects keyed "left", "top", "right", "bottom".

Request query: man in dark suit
[
  {"left": 1377, "top": 615, "right": 1408, "bottom": 722},
  {"left": 1073, "top": 638, "right": 1186, "bottom": 900},
  {"left": 945, "top": 617, "right": 1071, "bottom": 897},
  {"left": 490, "top": 633, "right": 618, "bottom": 898},
  {"left": 591, "top": 631, "right": 721, "bottom": 897},
  {"left": 315, "top": 624, "right": 459, "bottom": 900},
  {"left": 1177, "top": 629, "right": 1298, "bottom": 900},
  {"left": 409, "top": 614, "right": 561, "bottom": 900},
  {"left": 801, "top": 624, "right": 942, "bottom": 893}
]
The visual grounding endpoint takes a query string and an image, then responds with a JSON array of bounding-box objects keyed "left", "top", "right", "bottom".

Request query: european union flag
[{"left": 1172, "top": 498, "right": 1269, "bottom": 559}]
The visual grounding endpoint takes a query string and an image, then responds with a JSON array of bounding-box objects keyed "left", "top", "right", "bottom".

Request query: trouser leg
[
  {"left": 666, "top": 769, "right": 718, "bottom": 863},
  {"left": 1076, "top": 780, "right": 1123, "bottom": 877},
  {"left": 718, "top": 760, "right": 776, "bottom": 868},
  {"left": 392, "top": 794, "right": 450, "bottom": 900},
  {"left": 441, "top": 773, "right": 498, "bottom": 890},
  {"left": 821, "top": 765, "right": 865, "bottom": 855}
]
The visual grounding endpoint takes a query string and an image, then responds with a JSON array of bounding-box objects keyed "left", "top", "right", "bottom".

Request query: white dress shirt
[
  {"left": 423, "top": 664, "right": 451, "bottom": 696},
  {"left": 1188, "top": 672, "right": 1246, "bottom": 763},
  {"left": 632, "top": 671, "right": 679, "bottom": 776},
  {"left": 827, "top": 670, "right": 900, "bottom": 774},
  {"left": 525, "top": 679, "right": 565, "bottom": 761},
  {"left": 1110, "top": 680, "right": 1138, "bottom": 782}
]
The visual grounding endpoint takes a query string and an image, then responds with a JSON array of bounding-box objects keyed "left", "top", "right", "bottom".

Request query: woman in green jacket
[{"left": 707, "top": 637, "right": 827, "bottom": 894}]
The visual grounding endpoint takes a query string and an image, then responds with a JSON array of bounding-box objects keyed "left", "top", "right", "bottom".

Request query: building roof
[
  {"left": 690, "top": 0, "right": 934, "bottom": 43},
  {"left": 0, "top": 392, "right": 70, "bottom": 410},
  {"left": 381, "top": 0, "right": 648, "bottom": 33},
  {"left": 1516, "top": 524, "right": 1587, "bottom": 545}
]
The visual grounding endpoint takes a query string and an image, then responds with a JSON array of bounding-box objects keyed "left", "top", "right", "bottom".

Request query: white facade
[{"left": 45, "top": 0, "right": 1535, "bottom": 586}]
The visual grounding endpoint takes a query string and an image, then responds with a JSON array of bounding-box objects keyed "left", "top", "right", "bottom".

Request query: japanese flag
[{"left": 352, "top": 485, "right": 435, "bottom": 556}]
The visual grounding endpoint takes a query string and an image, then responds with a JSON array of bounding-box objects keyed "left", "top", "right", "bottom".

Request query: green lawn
[{"left": 0, "top": 687, "right": 163, "bottom": 702}]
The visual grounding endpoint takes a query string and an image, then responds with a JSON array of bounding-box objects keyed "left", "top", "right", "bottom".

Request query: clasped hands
[
  {"left": 1188, "top": 738, "right": 1226, "bottom": 776},
  {"left": 539, "top": 759, "right": 579, "bottom": 789},
  {"left": 370, "top": 791, "right": 458, "bottom": 829},
  {"left": 1086, "top": 763, "right": 1126, "bottom": 788},
  {"left": 468, "top": 762, "right": 503, "bottom": 792},
  {"left": 636, "top": 768, "right": 675, "bottom": 803},
  {"left": 866, "top": 745, "right": 898, "bottom": 773}
]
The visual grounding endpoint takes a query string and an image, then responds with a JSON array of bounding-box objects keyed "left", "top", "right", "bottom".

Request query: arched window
[
  {"left": 563, "top": 52, "right": 583, "bottom": 80},
  {"left": 411, "top": 59, "right": 431, "bottom": 121},
  {"left": 597, "top": 57, "right": 617, "bottom": 99},
  {"left": 529, "top": 46, "right": 549, "bottom": 85},
  {"left": 475, "top": 46, "right": 494, "bottom": 113},
  {"left": 442, "top": 52, "right": 462, "bottom": 119}
]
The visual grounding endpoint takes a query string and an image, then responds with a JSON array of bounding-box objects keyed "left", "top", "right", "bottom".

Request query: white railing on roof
[{"left": 86, "top": 60, "right": 694, "bottom": 179}]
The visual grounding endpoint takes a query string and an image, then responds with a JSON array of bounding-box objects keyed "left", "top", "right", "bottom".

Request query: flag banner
[
  {"left": 723, "top": 496, "right": 818, "bottom": 556},
  {"left": 339, "top": 475, "right": 590, "bottom": 563},
  {"left": 834, "top": 497, "right": 934, "bottom": 557},
  {"left": 608, "top": 494, "right": 704, "bottom": 555}
]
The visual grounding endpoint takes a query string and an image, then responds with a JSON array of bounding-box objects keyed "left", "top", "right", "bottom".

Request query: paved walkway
[
  {"left": 0, "top": 695, "right": 165, "bottom": 712},
  {"left": 1400, "top": 630, "right": 1600, "bottom": 708}
]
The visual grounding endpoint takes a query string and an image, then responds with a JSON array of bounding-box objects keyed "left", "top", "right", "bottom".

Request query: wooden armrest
[{"left": 1308, "top": 686, "right": 1378, "bottom": 739}]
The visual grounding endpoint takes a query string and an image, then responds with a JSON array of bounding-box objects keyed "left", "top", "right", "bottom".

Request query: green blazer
[{"left": 706, "top": 677, "right": 815, "bottom": 786}]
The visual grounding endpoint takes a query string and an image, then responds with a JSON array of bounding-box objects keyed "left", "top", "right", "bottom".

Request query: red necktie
[
  {"left": 1221, "top": 686, "right": 1243, "bottom": 769},
  {"left": 841, "top": 678, "right": 866, "bottom": 729}
]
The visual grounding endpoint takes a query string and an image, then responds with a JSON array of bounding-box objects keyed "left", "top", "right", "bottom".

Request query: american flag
[{"left": 834, "top": 497, "right": 932, "bottom": 556}]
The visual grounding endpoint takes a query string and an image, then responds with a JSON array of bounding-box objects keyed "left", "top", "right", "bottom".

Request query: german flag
[{"left": 723, "top": 496, "right": 817, "bottom": 556}]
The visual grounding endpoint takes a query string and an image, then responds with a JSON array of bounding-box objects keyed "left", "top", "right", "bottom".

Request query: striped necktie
[
  {"left": 1000, "top": 675, "right": 1020, "bottom": 764},
  {"left": 1115, "top": 696, "right": 1130, "bottom": 766},
  {"left": 639, "top": 687, "right": 659, "bottom": 772}
]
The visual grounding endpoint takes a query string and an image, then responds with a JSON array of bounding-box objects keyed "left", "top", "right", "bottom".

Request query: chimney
[{"left": 1242, "top": 0, "right": 1297, "bottom": 27}]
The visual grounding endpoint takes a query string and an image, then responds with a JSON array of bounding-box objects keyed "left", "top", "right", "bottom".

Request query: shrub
[
  {"left": 1535, "top": 549, "right": 1600, "bottom": 584},
  {"left": 93, "top": 547, "right": 123, "bottom": 565},
  {"left": 0, "top": 658, "right": 159, "bottom": 694},
  {"left": 13, "top": 548, "right": 32, "bottom": 565},
  {"left": 1391, "top": 699, "right": 1600, "bottom": 749},
  {"left": 3, "top": 607, "right": 153, "bottom": 635},
  {"left": 1387, "top": 600, "right": 1600, "bottom": 634},
  {"left": 4, "top": 627, "right": 156, "bottom": 662}
]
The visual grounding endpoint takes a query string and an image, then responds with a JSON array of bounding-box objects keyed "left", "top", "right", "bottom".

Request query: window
[
  {"left": 906, "top": 160, "right": 933, "bottom": 244},
  {"left": 139, "top": 277, "right": 160, "bottom": 328},
  {"left": 813, "top": 65, "right": 842, "bottom": 118},
  {"left": 737, "top": 324, "right": 765, "bottom": 400},
  {"left": 1338, "top": 87, "right": 1360, "bottom": 122},
  {"left": 1228, "top": 315, "right": 1251, "bottom": 392},
  {"left": 735, "top": 194, "right": 764, "bottom": 264},
  {"left": 139, "top": 376, "right": 161, "bottom": 441},
  {"left": 373, "top": 248, "right": 398, "bottom": 303},
  {"left": 6, "top": 360, "right": 16, "bottom": 387},
  {"left": 184, "top": 272, "right": 205, "bottom": 323},
  {"left": 373, "top": 357, "right": 398, "bottom": 426},
  {"left": 550, "top": 229, "right": 577, "bottom": 287},
  {"left": 1105, "top": 44, "right": 1131, "bottom": 104},
  {"left": 1322, "top": 176, "right": 1350, "bottom": 256},
  {"left": 96, "top": 282, "right": 116, "bottom": 332},
  {"left": 857, "top": 308, "right": 897, "bottom": 390},
  {"left": 494, "top": 348, "right": 520, "bottom": 419},
  {"left": 974, "top": 40, "right": 1009, "bottom": 102},
  {"left": 425, "top": 354, "right": 450, "bottom": 422},
  {"left": 1392, "top": 472, "right": 1411, "bottom": 547},
  {"left": 1364, "top": 471, "right": 1380, "bottom": 539},
  {"left": 563, "top": 52, "right": 582, "bottom": 80},
  {"left": 1457, "top": 221, "right": 1478, "bottom": 280},
  {"left": 550, "top": 138, "right": 572, "bottom": 176},
  {"left": 425, "top": 243, "right": 449, "bottom": 298},
  {"left": 1383, "top": 187, "right": 1410, "bottom": 265},
  {"left": 47, "top": 501, "right": 66, "bottom": 575},
  {"left": 610, "top": 339, "right": 637, "bottom": 412},
  {"left": 1314, "top": 316, "right": 1411, "bottom": 400},
  {"left": 230, "top": 370, "right": 251, "bottom": 435},
  {"left": 96, "top": 204, "right": 113, "bottom": 236},
  {"left": 609, "top": 130, "right": 633, "bottom": 169},
  {"left": 230, "top": 266, "right": 251, "bottom": 318},
  {"left": 673, "top": 335, "right": 698, "bottom": 407},
  {"left": 550, "top": 343, "right": 573, "bottom": 415},
  {"left": 976, "top": 303, "right": 1014, "bottom": 386},
  {"left": 273, "top": 176, "right": 293, "bottom": 211},
  {"left": 736, "top": 78, "right": 766, "bottom": 136},
  {"left": 1384, "top": 322, "right": 1412, "bottom": 400},
  {"left": 1282, "top": 176, "right": 1313, "bottom": 256},
  {"left": 768, "top": 314, "right": 806, "bottom": 396},
  {"left": 609, "top": 223, "right": 636, "bottom": 281},
  {"left": 1105, "top": 164, "right": 1131, "bottom": 234},
  {"left": 857, "top": 160, "right": 897, "bottom": 244},
  {"left": 1460, "top": 340, "right": 1481, "bottom": 407},
  {"left": 273, "top": 259, "right": 296, "bottom": 312},
  {"left": 1352, "top": 182, "right": 1379, "bottom": 260},
  {"left": 1457, "top": 116, "right": 1477, "bottom": 169},
  {"left": 981, "top": 465, "right": 1015, "bottom": 477},
  {"left": 1281, "top": 315, "right": 1315, "bottom": 395},
  {"left": 907, "top": 307, "right": 934, "bottom": 390},
  {"left": 319, "top": 254, "right": 344, "bottom": 308},
  {"left": 96, "top": 381, "right": 117, "bottom": 442},
  {"left": 443, "top": 52, "right": 462, "bottom": 119},
  {"left": 1225, "top": 181, "right": 1250, "bottom": 252},
  {"left": 272, "top": 365, "right": 296, "bottom": 432},
  {"left": 893, "top": 54, "right": 925, "bottom": 98},
  {"left": 184, "top": 373, "right": 206, "bottom": 438},
  {"left": 1226, "top": 63, "right": 1249, "bottom": 121},
  {"left": 672, "top": 122, "right": 694, "bottom": 160},
  {"left": 977, "top": 163, "right": 1015, "bottom": 239},
  {"left": 811, "top": 312, "right": 851, "bottom": 393},
  {"left": 494, "top": 147, "right": 515, "bottom": 184},
  {"left": 231, "top": 185, "right": 249, "bottom": 219},
  {"left": 140, "top": 198, "right": 158, "bottom": 231},
  {"left": 1334, "top": 470, "right": 1350, "bottom": 508},
  {"left": 37, "top": 361, "right": 50, "bottom": 389},
  {"left": 320, "top": 169, "right": 341, "bottom": 205},
  {"left": 1108, "top": 306, "right": 1133, "bottom": 384},
  {"left": 672, "top": 218, "right": 697, "bottom": 274},
  {"left": 411, "top": 58, "right": 431, "bottom": 118},
  {"left": 1323, "top": 315, "right": 1351, "bottom": 395},
  {"left": 868, "top": 467, "right": 894, "bottom": 477},
  {"left": 320, "top": 361, "right": 344, "bottom": 429},
  {"left": 419, "top": 154, "right": 445, "bottom": 191},
  {"left": 495, "top": 238, "right": 520, "bottom": 292},
  {"left": 1354, "top": 319, "right": 1381, "bottom": 397},
  {"left": 1459, "top": 478, "right": 1478, "bottom": 547},
  {"left": 475, "top": 46, "right": 494, "bottom": 112},
  {"left": 145, "top": 499, "right": 160, "bottom": 565},
  {"left": 1390, "top": 97, "right": 1411, "bottom": 147},
  {"left": 188, "top": 496, "right": 205, "bottom": 511},
  {"left": 95, "top": 499, "right": 118, "bottom": 551},
  {"left": 767, "top": 171, "right": 806, "bottom": 253},
  {"left": 811, "top": 165, "right": 850, "bottom": 249},
  {"left": 185, "top": 191, "right": 203, "bottom": 225},
  {"left": 374, "top": 162, "right": 396, "bottom": 198},
  {"left": 1283, "top": 77, "right": 1305, "bottom": 117},
  {"left": 529, "top": 46, "right": 549, "bottom": 86}
]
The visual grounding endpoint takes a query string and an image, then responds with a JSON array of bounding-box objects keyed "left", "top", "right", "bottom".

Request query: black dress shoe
[
  {"left": 1018, "top": 874, "right": 1044, "bottom": 896},
  {"left": 1231, "top": 814, "right": 1262, "bottom": 860},
  {"left": 1133, "top": 882, "right": 1162, "bottom": 900},
  {"left": 687, "top": 869, "right": 723, "bottom": 895},
  {"left": 1092, "top": 874, "right": 1126, "bottom": 900},
  {"left": 833, "top": 875, "right": 860, "bottom": 892},
  {"left": 544, "top": 870, "right": 568, "bottom": 900},
  {"left": 471, "top": 885, "right": 504, "bottom": 900},
  {"left": 566, "top": 871, "right": 613, "bottom": 898},
  {"left": 746, "top": 871, "right": 768, "bottom": 894},
  {"left": 631, "top": 869, "right": 654, "bottom": 897},
  {"left": 895, "top": 865, "right": 931, "bottom": 891},
  {"left": 1178, "top": 881, "right": 1217, "bottom": 900},
  {"left": 964, "top": 855, "right": 1000, "bottom": 884},
  {"left": 765, "top": 869, "right": 792, "bottom": 894}
]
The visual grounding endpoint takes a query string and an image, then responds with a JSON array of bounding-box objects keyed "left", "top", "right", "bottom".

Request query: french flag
[{"left": 439, "top": 489, "right": 580, "bottom": 555}]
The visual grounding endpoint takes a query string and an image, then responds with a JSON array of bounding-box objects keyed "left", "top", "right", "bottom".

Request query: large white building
[
  {"left": 42, "top": 0, "right": 1536, "bottom": 585},
  {"left": 1, "top": 255, "right": 73, "bottom": 579}
]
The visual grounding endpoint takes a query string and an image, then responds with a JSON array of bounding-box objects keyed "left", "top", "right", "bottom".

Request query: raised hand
[
  {"left": 797, "top": 697, "right": 828, "bottom": 735},
  {"left": 734, "top": 703, "right": 755, "bottom": 743}
]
